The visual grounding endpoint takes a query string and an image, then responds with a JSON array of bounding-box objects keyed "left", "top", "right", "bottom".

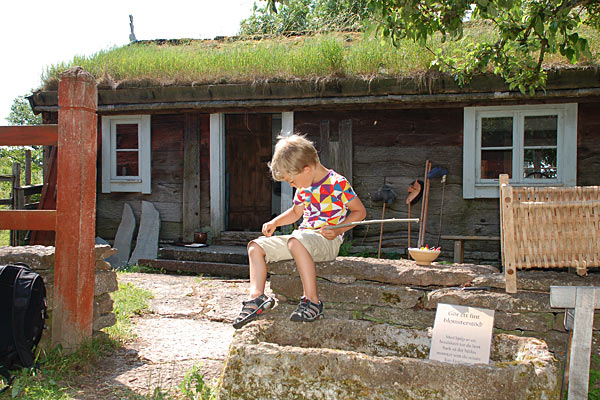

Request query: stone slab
[
  {"left": 95, "top": 237, "right": 121, "bottom": 269},
  {"left": 425, "top": 288, "right": 552, "bottom": 313},
  {"left": 494, "top": 312, "right": 555, "bottom": 332},
  {"left": 219, "top": 320, "right": 559, "bottom": 400},
  {"left": 270, "top": 274, "right": 424, "bottom": 308},
  {"left": 129, "top": 201, "right": 160, "bottom": 265},
  {"left": 114, "top": 202, "right": 136, "bottom": 268},
  {"left": 138, "top": 258, "right": 249, "bottom": 279},
  {"left": 472, "top": 271, "right": 600, "bottom": 292},
  {"left": 269, "top": 257, "right": 499, "bottom": 287},
  {"left": 272, "top": 302, "right": 437, "bottom": 329},
  {"left": 0, "top": 245, "right": 55, "bottom": 270},
  {"left": 95, "top": 270, "right": 119, "bottom": 296}
]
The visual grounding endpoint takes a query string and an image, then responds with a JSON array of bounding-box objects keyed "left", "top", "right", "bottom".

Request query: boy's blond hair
[{"left": 269, "top": 134, "right": 320, "bottom": 181}]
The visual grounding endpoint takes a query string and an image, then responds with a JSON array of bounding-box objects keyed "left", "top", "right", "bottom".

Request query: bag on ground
[{"left": 0, "top": 263, "right": 47, "bottom": 393}]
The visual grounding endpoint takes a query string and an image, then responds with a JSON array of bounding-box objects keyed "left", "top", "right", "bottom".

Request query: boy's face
[{"left": 283, "top": 166, "right": 312, "bottom": 189}]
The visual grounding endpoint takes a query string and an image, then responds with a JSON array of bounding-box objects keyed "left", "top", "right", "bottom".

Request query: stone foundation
[
  {"left": 0, "top": 245, "right": 118, "bottom": 347},
  {"left": 219, "top": 257, "right": 600, "bottom": 399},
  {"left": 220, "top": 319, "right": 559, "bottom": 399}
]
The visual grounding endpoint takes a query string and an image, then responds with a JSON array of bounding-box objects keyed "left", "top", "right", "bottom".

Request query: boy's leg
[
  {"left": 287, "top": 238, "right": 318, "bottom": 303},
  {"left": 233, "top": 241, "right": 275, "bottom": 329},
  {"left": 248, "top": 242, "right": 268, "bottom": 298}
]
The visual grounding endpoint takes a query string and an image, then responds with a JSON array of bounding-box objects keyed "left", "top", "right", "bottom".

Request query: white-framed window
[
  {"left": 101, "top": 115, "right": 151, "bottom": 194},
  {"left": 463, "top": 103, "right": 577, "bottom": 198}
]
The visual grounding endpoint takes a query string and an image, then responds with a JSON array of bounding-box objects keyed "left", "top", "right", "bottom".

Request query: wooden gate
[{"left": 0, "top": 67, "right": 98, "bottom": 352}]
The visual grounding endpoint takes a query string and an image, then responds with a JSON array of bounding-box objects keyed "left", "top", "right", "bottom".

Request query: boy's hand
[
  {"left": 320, "top": 226, "right": 339, "bottom": 240},
  {"left": 262, "top": 221, "right": 277, "bottom": 237}
]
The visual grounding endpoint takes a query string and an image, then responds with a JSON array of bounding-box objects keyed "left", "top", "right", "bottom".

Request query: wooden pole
[
  {"left": 418, "top": 161, "right": 431, "bottom": 248},
  {"left": 407, "top": 203, "right": 411, "bottom": 250},
  {"left": 377, "top": 203, "right": 386, "bottom": 259},
  {"left": 51, "top": 67, "right": 98, "bottom": 352},
  {"left": 25, "top": 150, "right": 31, "bottom": 205},
  {"left": 10, "top": 163, "right": 22, "bottom": 246}
]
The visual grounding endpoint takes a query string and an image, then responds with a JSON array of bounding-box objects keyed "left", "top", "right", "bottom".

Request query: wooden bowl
[{"left": 408, "top": 248, "right": 441, "bottom": 266}]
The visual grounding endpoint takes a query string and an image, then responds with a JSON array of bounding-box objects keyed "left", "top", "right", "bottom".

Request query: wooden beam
[
  {"left": 0, "top": 125, "right": 58, "bottom": 146},
  {"left": 0, "top": 210, "right": 56, "bottom": 230},
  {"left": 182, "top": 112, "right": 202, "bottom": 241},
  {"left": 52, "top": 68, "right": 98, "bottom": 352},
  {"left": 499, "top": 174, "right": 517, "bottom": 294}
]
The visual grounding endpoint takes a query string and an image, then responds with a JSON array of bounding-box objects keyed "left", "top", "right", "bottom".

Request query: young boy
[{"left": 233, "top": 134, "right": 366, "bottom": 329}]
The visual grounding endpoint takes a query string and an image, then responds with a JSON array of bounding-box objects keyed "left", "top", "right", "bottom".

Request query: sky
[{"left": 0, "top": 0, "right": 257, "bottom": 124}]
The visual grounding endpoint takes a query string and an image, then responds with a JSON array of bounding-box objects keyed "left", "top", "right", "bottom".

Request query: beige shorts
[{"left": 250, "top": 229, "right": 343, "bottom": 264}]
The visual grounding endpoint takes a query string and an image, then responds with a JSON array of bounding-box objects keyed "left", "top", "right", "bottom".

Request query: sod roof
[{"left": 39, "top": 25, "right": 600, "bottom": 91}]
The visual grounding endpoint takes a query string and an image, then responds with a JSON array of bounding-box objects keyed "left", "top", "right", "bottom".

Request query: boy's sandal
[
  {"left": 290, "top": 298, "right": 323, "bottom": 322},
  {"left": 233, "top": 294, "right": 275, "bottom": 329}
]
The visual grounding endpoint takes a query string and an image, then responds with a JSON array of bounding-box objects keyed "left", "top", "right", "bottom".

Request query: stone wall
[
  {"left": 0, "top": 245, "right": 118, "bottom": 346},
  {"left": 268, "top": 257, "right": 600, "bottom": 366}
]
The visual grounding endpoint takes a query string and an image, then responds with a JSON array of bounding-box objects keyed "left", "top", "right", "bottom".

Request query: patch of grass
[
  {"left": 1, "top": 280, "right": 153, "bottom": 399},
  {"left": 590, "top": 354, "right": 600, "bottom": 400},
  {"left": 1, "top": 336, "right": 116, "bottom": 399},
  {"left": 104, "top": 281, "right": 153, "bottom": 341},
  {"left": 179, "top": 365, "right": 216, "bottom": 400},
  {"left": 0, "top": 230, "right": 9, "bottom": 247},
  {"left": 121, "top": 263, "right": 164, "bottom": 274},
  {"left": 1, "top": 272, "right": 218, "bottom": 399}
]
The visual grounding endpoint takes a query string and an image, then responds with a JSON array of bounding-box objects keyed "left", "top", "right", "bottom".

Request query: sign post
[
  {"left": 429, "top": 303, "right": 495, "bottom": 365},
  {"left": 550, "top": 286, "right": 600, "bottom": 400}
]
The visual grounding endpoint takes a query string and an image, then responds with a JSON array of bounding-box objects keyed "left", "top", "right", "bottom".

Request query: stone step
[
  {"left": 269, "top": 257, "right": 499, "bottom": 287},
  {"left": 215, "top": 231, "right": 260, "bottom": 246},
  {"left": 158, "top": 244, "right": 248, "bottom": 264},
  {"left": 138, "top": 258, "right": 249, "bottom": 278}
]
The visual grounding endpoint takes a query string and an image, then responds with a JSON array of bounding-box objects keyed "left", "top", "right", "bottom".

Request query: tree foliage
[
  {"left": 7, "top": 95, "right": 42, "bottom": 126},
  {"left": 1, "top": 94, "right": 44, "bottom": 184},
  {"left": 240, "top": 0, "right": 370, "bottom": 35},
  {"left": 365, "top": 0, "right": 599, "bottom": 94}
]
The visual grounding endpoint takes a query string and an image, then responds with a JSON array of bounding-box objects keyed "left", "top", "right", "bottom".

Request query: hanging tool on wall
[
  {"left": 427, "top": 165, "right": 449, "bottom": 248},
  {"left": 418, "top": 160, "right": 432, "bottom": 248},
  {"left": 372, "top": 179, "right": 397, "bottom": 258},
  {"left": 406, "top": 179, "right": 423, "bottom": 250}
]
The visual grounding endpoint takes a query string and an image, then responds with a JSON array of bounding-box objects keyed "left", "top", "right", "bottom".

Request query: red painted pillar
[{"left": 52, "top": 67, "right": 98, "bottom": 351}]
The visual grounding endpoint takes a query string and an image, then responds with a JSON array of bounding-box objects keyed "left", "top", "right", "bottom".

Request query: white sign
[{"left": 429, "top": 303, "right": 495, "bottom": 365}]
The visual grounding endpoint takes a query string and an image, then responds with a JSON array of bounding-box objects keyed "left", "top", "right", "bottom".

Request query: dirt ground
[{"left": 70, "top": 272, "right": 270, "bottom": 399}]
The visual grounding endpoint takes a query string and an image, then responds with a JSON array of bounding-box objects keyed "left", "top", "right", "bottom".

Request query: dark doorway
[{"left": 225, "top": 114, "right": 272, "bottom": 231}]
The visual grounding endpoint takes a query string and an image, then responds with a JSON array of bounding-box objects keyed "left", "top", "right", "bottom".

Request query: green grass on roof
[{"left": 41, "top": 24, "right": 600, "bottom": 90}]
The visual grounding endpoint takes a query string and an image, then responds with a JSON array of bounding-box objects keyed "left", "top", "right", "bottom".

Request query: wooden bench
[{"left": 441, "top": 235, "right": 501, "bottom": 263}]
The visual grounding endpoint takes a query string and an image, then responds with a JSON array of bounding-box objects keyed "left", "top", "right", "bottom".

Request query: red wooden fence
[{"left": 0, "top": 67, "right": 98, "bottom": 352}]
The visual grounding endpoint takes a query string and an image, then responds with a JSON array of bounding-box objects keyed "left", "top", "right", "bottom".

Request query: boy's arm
[
  {"left": 262, "top": 204, "right": 304, "bottom": 237},
  {"left": 320, "top": 196, "right": 367, "bottom": 240}
]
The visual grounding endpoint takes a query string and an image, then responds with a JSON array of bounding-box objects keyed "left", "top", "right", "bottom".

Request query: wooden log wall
[
  {"left": 577, "top": 102, "right": 600, "bottom": 186},
  {"left": 297, "top": 101, "right": 600, "bottom": 263},
  {"left": 96, "top": 113, "right": 211, "bottom": 242},
  {"left": 296, "top": 108, "right": 500, "bottom": 263},
  {"left": 51, "top": 98, "right": 600, "bottom": 258}
]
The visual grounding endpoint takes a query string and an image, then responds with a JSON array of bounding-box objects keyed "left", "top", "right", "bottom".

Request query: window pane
[
  {"left": 481, "top": 117, "right": 513, "bottom": 147},
  {"left": 116, "top": 151, "right": 139, "bottom": 176},
  {"left": 523, "top": 149, "right": 557, "bottom": 179},
  {"left": 116, "top": 124, "right": 139, "bottom": 149},
  {"left": 524, "top": 116, "right": 557, "bottom": 146},
  {"left": 481, "top": 150, "right": 512, "bottom": 179}
]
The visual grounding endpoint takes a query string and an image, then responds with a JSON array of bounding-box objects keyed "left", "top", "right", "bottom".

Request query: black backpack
[{"left": 0, "top": 263, "right": 47, "bottom": 393}]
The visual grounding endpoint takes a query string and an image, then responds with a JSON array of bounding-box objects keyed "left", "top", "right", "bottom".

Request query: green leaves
[
  {"left": 7, "top": 95, "right": 42, "bottom": 126},
  {"left": 367, "top": 0, "right": 600, "bottom": 94}
]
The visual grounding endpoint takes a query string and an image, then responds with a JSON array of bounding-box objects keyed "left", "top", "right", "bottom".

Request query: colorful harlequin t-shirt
[{"left": 293, "top": 169, "right": 357, "bottom": 231}]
